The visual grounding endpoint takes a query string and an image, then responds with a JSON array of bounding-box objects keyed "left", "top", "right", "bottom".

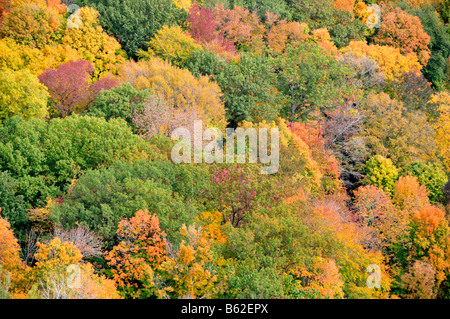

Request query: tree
[
  {"left": 106, "top": 209, "right": 168, "bottom": 298},
  {"left": 84, "top": 83, "right": 152, "bottom": 130},
  {"left": 30, "top": 238, "right": 121, "bottom": 299},
  {"left": 373, "top": 7, "right": 431, "bottom": 66},
  {"left": 265, "top": 12, "right": 309, "bottom": 54},
  {"left": 49, "top": 160, "right": 210, "bottom": 248},
  {"left": 403, "top": 162, "right": 448, "bottom": 204},
  {"left": 0, "top": 1, "right": 63, "bottom": 49},
  {"left": 186, "top": 2, "right": 236, "bottom": 57},
  {"left": 38, "top": 60, "right": 119, "bottom": 117},
  {"left": 275, "top": 42, "right": 352, "bottom": 120},
  {"left": 140, "top": 25, "right": 201, "bottom": 67},
  {"left": 0, "top": 172, "right": 30, "bottom": 242},
  {"left": 392, "top": 175, "right": 430, "bottom": 212},
  {"left": 61, "top": 6, "right": 126, "bottom": 78},
  {"left": 154, "top": 224, "right": 225, "bottom": 299},
  {"left": 363, "top": 155, "right": 399, "bottom": 195},
  {"left": 73, "top": 0, "right": 185, "bottom": 58},
  {"left": 340, "top": 41, "right": 423, "bottom": 81},
  {"left": 119, "top": 58, "right": 226, "bottom": 130},
  {"left": 233, "top": 0, "right": 292, "bottom": 20},
  {"left": 290, "top": 0, "right": 366, "bottom": 48},
  {"left": 0, "top": 38, "right": 82, "bottom": 76},
  {"left": 399, "top": 260, "right": 437, "bottom": 299},
  {"left": 0, "top": 116, "right": 162, "bottom": 206},
  {"left": 213, "top": 3, "right": 265, "bottom": 53},
  {"left": 359, "top": 92, "right": 437, "bottom": 168},
  {"left": 0, "top": 69, "right": 49, "bottom": 122},
  {"left": 214, "top": 53, "right": 281, "bottom": 126},
  {"left": 433, "top": 91, "right": 450, "bottom": 172}
]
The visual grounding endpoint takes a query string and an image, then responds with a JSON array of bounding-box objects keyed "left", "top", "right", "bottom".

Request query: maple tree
[
  {"left": 39, "top": 59, "right": 119, "bottom": 117},
  {"left": 432, "top": 91, "right": 450, "bottom": 172},
  {"left": 373, "top": 7, "right": 431, "bottom": 66}
]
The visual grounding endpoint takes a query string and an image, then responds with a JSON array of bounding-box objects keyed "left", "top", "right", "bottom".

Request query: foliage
[
  {"left": 363, "top": 155, "right": 399, "bottom": 195},
  {"left": 341, "top": 41, "right": 423, "bottom": 81},
  {"left": 359, "top": 92, "right": 437, "bottom": 168},
  {"left": 0, "top": 116, "right": 161, "bottom": 206},
  {"left": 0, "top": 68, "right": 49, "bottom": 122},
  {"left": 73, "top": 0, "right": 185, "bottom": 58},
  {"left": 0, "top": 1, "right": 63, "bottom": 49},
  {"left": 433, "top": 91, "right": 450, "bottom": 173},
  {"left": 140, "top": 25, "right": 201, "bottom": 67},
  {"left": 106, "top": 209, "right": 168, "bottom": 298},
  {"left": 373, "top": 7, "right": 431, "bottom": 66},
  {"left": 403, "top": 162, "right": 448, "bottom": 204},
  {"left": 119, "top": 57, "right": 226, "bottom": 130},
  {"left": 392, "top": 175, "right": 430, "bottom": 212},
  {"left": 61, "top": 6, "right": 126, "bottom": 78},
  {"left": 39, "top": 60, "right": 119, "bottom": 117},
  {"left": 49, "top": 160, "right": 210, "bottom": 248}
]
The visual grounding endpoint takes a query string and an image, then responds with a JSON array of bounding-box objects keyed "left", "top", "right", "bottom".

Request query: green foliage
[
  {"left": 291, "top": 0, "right": 366, "bottom": 48},
  {"left": 0, "top": 172, "right": 30, "bottom": 241},
  {"left": 185, "top": 49, "right": 226, "bottom": 78},
  {"left": 232, "top": 0, "right": 292, "bottom": 20},
  {"left": 73, "top": 0, "right": 186, "bottom": 58},
  {"left": 364, "top": 155, "right": 399, "bottom": 195},
  {"left": 84, "top": 83, "right": 152, "bottom": 130},
  {"left": 0, "top": 69, "right": 49, "bottom": 122},
  {"left": 50, "top": 160, "right": 212, "bottom": 248},
  {"left": 0, "top": 116, "right": 161, "bottom": 206},
  {"left": 215, "top": 53, "right": 281, "bottom": 126},
  {"left": 403, "top": 162, "right": 448, "bottom": 204},
  {"left": 275, "top": 42, "right": 352, "bottom": 120}
]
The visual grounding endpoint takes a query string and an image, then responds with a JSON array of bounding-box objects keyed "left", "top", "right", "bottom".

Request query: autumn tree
[
  {"left": 340, "top": 41, "right": 422, "bottom": 81},
  {"left": 0, "top": 1, "right": 63, "bottom": 49},
  {"left": 30, "top": 238, "right": 120, "bottom": 299},
  {"left": 39, "top": 60, "right": 119, "bottom": 117},
  {"left": 61, "top": 6, "right": 125, "bottom": 78},
  {"left": 154, "top": 224, "right": 226, "bottom": 299},
  {"left": 119, "top": 58, "right": 226, "bottom": 130},
  {"left": 373, "top": 7, "right": 431, "bottom": 66},
  {"left": 392, "top": 175, "right": 430, "bottom": 212},
  {"left": 265, "top": 12, "right": 309, "bottom": 54},
  {"left": 433, "top": 91, "right": 450, "bottom": 172},
  {"left": 0, "top": 69, "right": 49, "bottom": 122},
  {"left": 363, "top": 155, "right": 399, "bottom": 195},
  {"left": 106, "top": 209, "right": 168, "bottom": 298},
  {"left": 359, "top": 92, "right": 437, "bottom": 167},
  {"left": 140, "top": 25, "right": 201, "bottom": 67}
]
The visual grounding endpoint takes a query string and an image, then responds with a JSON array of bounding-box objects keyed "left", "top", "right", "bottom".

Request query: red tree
[{"left": 38, "top": 60, "right": 118, "bottom": 117}]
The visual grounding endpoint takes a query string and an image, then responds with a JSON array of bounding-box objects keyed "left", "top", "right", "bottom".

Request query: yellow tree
[
  {"left": 140, "top": 25, "right": 201, "bottom": 67},
  {"left": 119, "top": 57, "right": 226, "bottom": 130},
  {"left": 340, "top": 41, "right": 422, "bottom": 81},
  {"left": 61, "top": 6, "right": 125, "bottom": 78},
  {"left": 433, "top": 91, "right": 450, "bottom": 172},
  {"left": 30, "top": 238, "right": 121, "bottom": 299}
]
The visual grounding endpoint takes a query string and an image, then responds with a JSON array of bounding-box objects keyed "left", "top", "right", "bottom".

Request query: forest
[{"left": 0, "top": 0, "right": 449, "bottom": 299}]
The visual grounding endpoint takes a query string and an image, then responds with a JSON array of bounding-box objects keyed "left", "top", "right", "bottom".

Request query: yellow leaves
[
  {"left": 61, "top": 6, "right": 125, "bottom": 78},
  {"left": 172, "top": 0, "right": 192, "bottom": 11},
  {"left": 119, "top": 58, "right": 226, "bottom": 131},
  {"left": 141, "top": 25, "right": 201, "bottom": 67},
  {"left": 432, "top": 91, "right": 450, "bottom": 172},
  {"left": 340, "top": 41, "right": 422, "bottom": 81},
  {"left": 392, "top": 175, "right": 430, "bottom": 212}
]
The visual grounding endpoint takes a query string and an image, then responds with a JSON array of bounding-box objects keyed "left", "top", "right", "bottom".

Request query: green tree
[
  {"left": 364, "top": 155, "right": 399, "bottom": 195},
  {"left": 73, "top": 0, "right": 185, "bottom": 58}
]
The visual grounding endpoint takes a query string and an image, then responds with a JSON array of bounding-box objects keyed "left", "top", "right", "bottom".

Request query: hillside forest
[{"left": 0, "top": 0, "right": 450, "bottom": 299}]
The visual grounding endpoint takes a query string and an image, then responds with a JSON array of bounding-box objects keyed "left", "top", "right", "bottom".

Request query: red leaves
[{"left": 38, "top": 60, "right": 118, "bottom": 117}]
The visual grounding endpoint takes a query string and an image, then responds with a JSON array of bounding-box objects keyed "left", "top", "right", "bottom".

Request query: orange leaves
[
  {"left": 393, "top": 176, "right": 430, "bottom": 212},
  {"left": 0, "top": 215, "right": 22, "bottom": 272},
  {"left": 340, "top": 41, "right": 422, "bottom": 81},
  {"left": 373, "top": 7, "right": 431, "bottom": 66},
  {"left": 265, "top": 12, "right": 309, "bottom": 54},
  {"left": 106, "top": 210, "right": 167, "bottom": 297}
]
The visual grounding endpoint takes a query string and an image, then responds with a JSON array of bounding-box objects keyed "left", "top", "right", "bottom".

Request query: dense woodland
[{"left": 0, "top": 0, "right": 449, "bottom": 299}]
